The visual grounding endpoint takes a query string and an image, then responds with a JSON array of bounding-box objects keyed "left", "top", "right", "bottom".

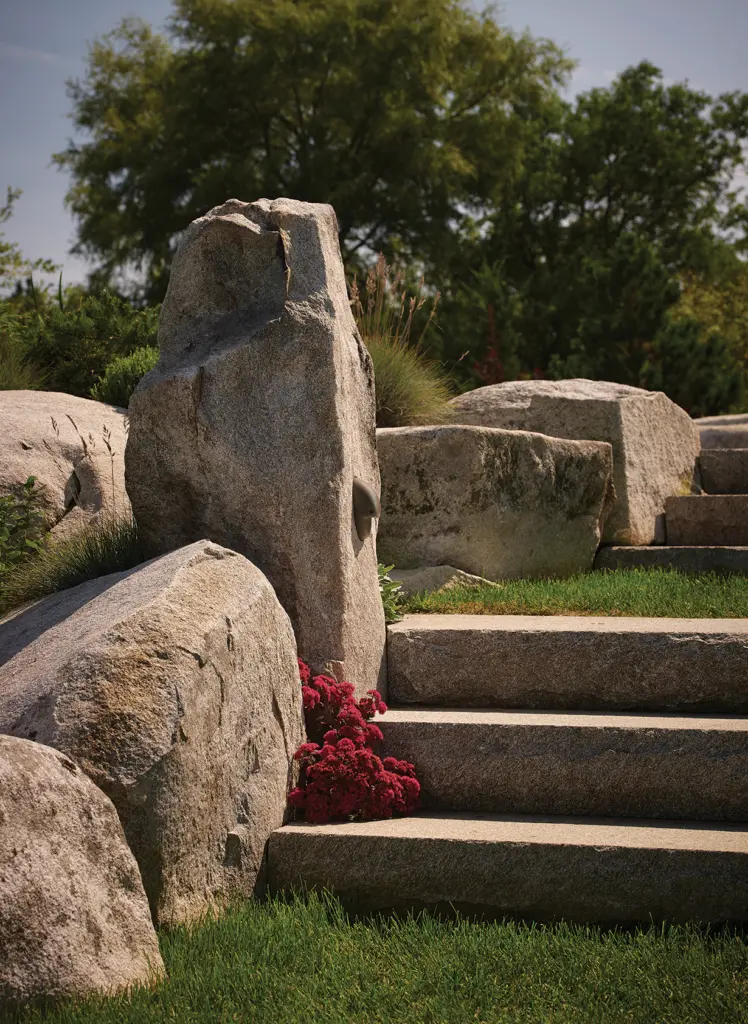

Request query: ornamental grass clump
[
  {"left": 288, "top": 660, "right": 420, "bottom": 824},
  {"left": 351, "top": 255, "right": 453, "bottom": 428}
]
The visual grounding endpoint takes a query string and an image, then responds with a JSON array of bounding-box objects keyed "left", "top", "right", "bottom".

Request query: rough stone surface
[
  {"left": 696, "top": 414, "right": 748, "bottom": 450},
  {"left": 666, "top": 495, "right": 748, "bottom": 545},
  {"left": 595, "top": 545, "right": 748, "bottom": 575},
  {"left": 377, "top": 425, "right": 613, "bottom": 580},
  {"left": 379, "top": 708, "right": 748, "bottom": 821},
  {"left": 390, "top": 565, "right": 492, "bottom": 597},
  {"left": 699, "top": 449, "right": 748, "bottom": 494},
  {"left": 387, "top": 614, "right": 748, "bottom": 712},
  {"left": 449, "top": 379, "right": 700, "bottom": 545},
  {"left": 0, "top": 735, "right": 163, "bottom": 1006},
  {"left": 0, "top": 541, "right": 304, "bottom": 927},
  {"left": 269, "top": 813, "right": 748, "bottom": 923},
  {"left": 0, "top": 390, "right": 129, "bottom": 540},
  {"left": 699, "top": 425, "right": 748, "bottom": 449},
  {"left": 125, "top": 198, "right": 384, "bottom": 694}
]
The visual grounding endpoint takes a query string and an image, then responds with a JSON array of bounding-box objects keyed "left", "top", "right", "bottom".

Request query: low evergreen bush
[{"left": 91, "top": 345, "right": 159, "bottom": 407}]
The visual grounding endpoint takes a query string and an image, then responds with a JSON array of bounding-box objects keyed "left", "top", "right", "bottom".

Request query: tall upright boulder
[
  {"left": 450, "top": 380, "right": 700, "bottom": 545},
  {"left": 125, "top": 199, "right": 384, "bottom": 693},
  {"left": 0, "top": 542, "right": 304, "bottom": 927}
]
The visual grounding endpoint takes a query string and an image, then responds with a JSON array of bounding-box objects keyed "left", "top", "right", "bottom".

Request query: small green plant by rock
[
  {"left": 91, "top": 345, "right": 159, "bottom": 407},
  {"left": 0, "top": 477, "right": 47, "bottom": 576},
  {"left": 378, "top": 562, "right": 404, "bottom": 624}
]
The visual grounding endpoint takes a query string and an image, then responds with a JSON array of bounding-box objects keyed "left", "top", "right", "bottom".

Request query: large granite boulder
[
  {"left": 0, "top": 390, "right": 130, "bottom": 541},
  {"left": 695, "top": 413, "right": 748, "bottom": 450},
  {"left": 449, "top": 380, "right": 700, "bottom": 545},
  {"left": 377, "top": 426, "right": 614, "bottom": 580},
  {"left": 0, "top": 541, "right": 304, "bottom": 927},
  {"left": 0, "top": 735, "right": 162, "bottom": 1006},
  {"left": 125, "top": 198, "right": 385, "bottom": 694}
]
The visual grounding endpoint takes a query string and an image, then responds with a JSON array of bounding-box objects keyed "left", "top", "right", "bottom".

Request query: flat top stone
[
  {"left": 450, "top": 379, "right": 654, "bottom": 404},
  {"left": 274, "top": 812, "right": 748, "bottom": 853},
  {"left": 388, "top": 614, "right": 748, "bottom": 635},
  {"left": 380, "top": 708, "right": 748, "bottom": 732},
  {"left": 696, "top": 414, "right": 748, "bottom": 426}
]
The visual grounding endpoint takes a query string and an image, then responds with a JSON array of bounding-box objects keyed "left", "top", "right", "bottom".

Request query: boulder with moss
[{"left": 377, "top": 425, "right": 614, "bottom": 580}]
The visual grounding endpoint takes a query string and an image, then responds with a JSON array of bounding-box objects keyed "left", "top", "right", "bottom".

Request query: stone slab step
[
  {"left": 268, "top": 813, "right": 748, "bottom": 923},
  {"left": 698, "top": 423, "right": 748, "bottom": 450},
  {"left": 700, "top": 449, "right": 748, "bottom": 494},
  {"left": 666, "top": 495, "right": 748, "bottom": 545},
  {"left": 387, "top": 615, "right": 748, "bottom": 712},
  {"left": 594, "top": 544, "right": 748, "bottom": 575},
  {"left": 379, "top": 708, "right": 748, "bottom": 821}
]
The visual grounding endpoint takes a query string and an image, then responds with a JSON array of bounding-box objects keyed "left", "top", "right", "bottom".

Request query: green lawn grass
[
  {"left": 6, "top": 894, "right": 747, "bottom": 1024},
  {"left": 403, "top": 568, "right": 748, "bottom": 618}
]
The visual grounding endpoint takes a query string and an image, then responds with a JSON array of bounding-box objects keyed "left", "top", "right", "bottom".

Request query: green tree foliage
[
  {"left": 54, "top": 0, "right": 571, "bottom": 301},
  {"left": 434, "top": 63, "right": 748, "bottom": 412}
]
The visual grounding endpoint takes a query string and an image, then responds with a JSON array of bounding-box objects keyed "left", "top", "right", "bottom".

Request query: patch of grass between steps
[
  {"left": 404, "top": 568, "right": 748, "bottom": 618},
  {"left": 7, "top": 893, "right": 747, "bottom": 1024}
]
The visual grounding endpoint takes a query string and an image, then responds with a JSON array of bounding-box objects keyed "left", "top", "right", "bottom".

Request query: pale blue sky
[{"left": 2, "top": 0, "right": 747, "bottom": 285}]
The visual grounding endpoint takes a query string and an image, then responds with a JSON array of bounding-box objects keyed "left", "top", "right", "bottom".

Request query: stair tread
[
  {"left": 389, "top": 613, "right": 748, "bottom": 632},
  {"left": 275, "top": 811, "right": 748, "bottom": 853},
  {"left": 381, "top": 707, "right": 748, "bottom": 731}
]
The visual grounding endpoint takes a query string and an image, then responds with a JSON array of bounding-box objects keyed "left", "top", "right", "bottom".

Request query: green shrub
[
  {"left": 91, "top": 345, "right": 159, "bottom": 407},
  {"left": 378, "top": 562, "right": 404, "bottom": 624},
  {"left": 23, "top": 291, "right": 160, "bottom": 397},
  {"left": 0, "top": 476, "right": 47, "bottom": 575},
  {"left": 352, "top": 257, "right": 453, "bottom": 427},
  {"left": 0, "top": 309, "right": 45, "bottom": 390},
  {"left": 0, "top": 514, "right": 147, "bottom": 614}
]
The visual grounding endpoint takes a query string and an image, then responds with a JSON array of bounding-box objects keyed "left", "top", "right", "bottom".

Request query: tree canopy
[
  {"left": 56, "top": 0, "right": 570, "bottom": 300},
  {"left": 49, "top": 3, "right": 748, "bottom": 414},
  {"left": 432, "top": 62, "right": 748, "bottom": 413}
]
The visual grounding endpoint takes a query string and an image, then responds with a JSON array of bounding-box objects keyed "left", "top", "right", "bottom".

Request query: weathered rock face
[
  {"left": 0, "top": 735, "right": 163, "bottom": 1006},
  {"left": 0, "top": 390, "right": 129, "bottom": 540},
  {"left": 696, "top": 414, "right": 748, "bottom": 450},
  {"left": 449, "top": 380, "right": 700, "bottom": 545},
  {"left": 377, "top": 426, "right": 614, "bottom": 580},
  {"left": 0, "top": 541, "right": 304, "bottom": 927},
  {"left": 125, "top": 198, "right": 385, "bottom": 694}
]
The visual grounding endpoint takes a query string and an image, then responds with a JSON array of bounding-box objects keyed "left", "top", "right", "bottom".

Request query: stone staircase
[
  {"left": 596, "top": 447, "right": 748, "bottom": 572},
  {"left": 268, "top": 614, "right": 748, "bottom": 923}
]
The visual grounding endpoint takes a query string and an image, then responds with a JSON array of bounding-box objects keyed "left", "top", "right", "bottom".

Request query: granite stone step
[
  {"left": 268, "top": 812, "right": 748, "bottom": 923},
  {"left": 665, "top": 495, "right": 748, "bottom": 545},
  {"left": 378, "top": 708, "right": 748, "bottom": 821},
  {"left": 594, "top": 544, "right": 748, "bottom": 575},
  {"left": 699, "top": 449, "right": 748, "bottom": 495},
  {"left": 387, "top": 615, "right": 748, "bottom": 712}
]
